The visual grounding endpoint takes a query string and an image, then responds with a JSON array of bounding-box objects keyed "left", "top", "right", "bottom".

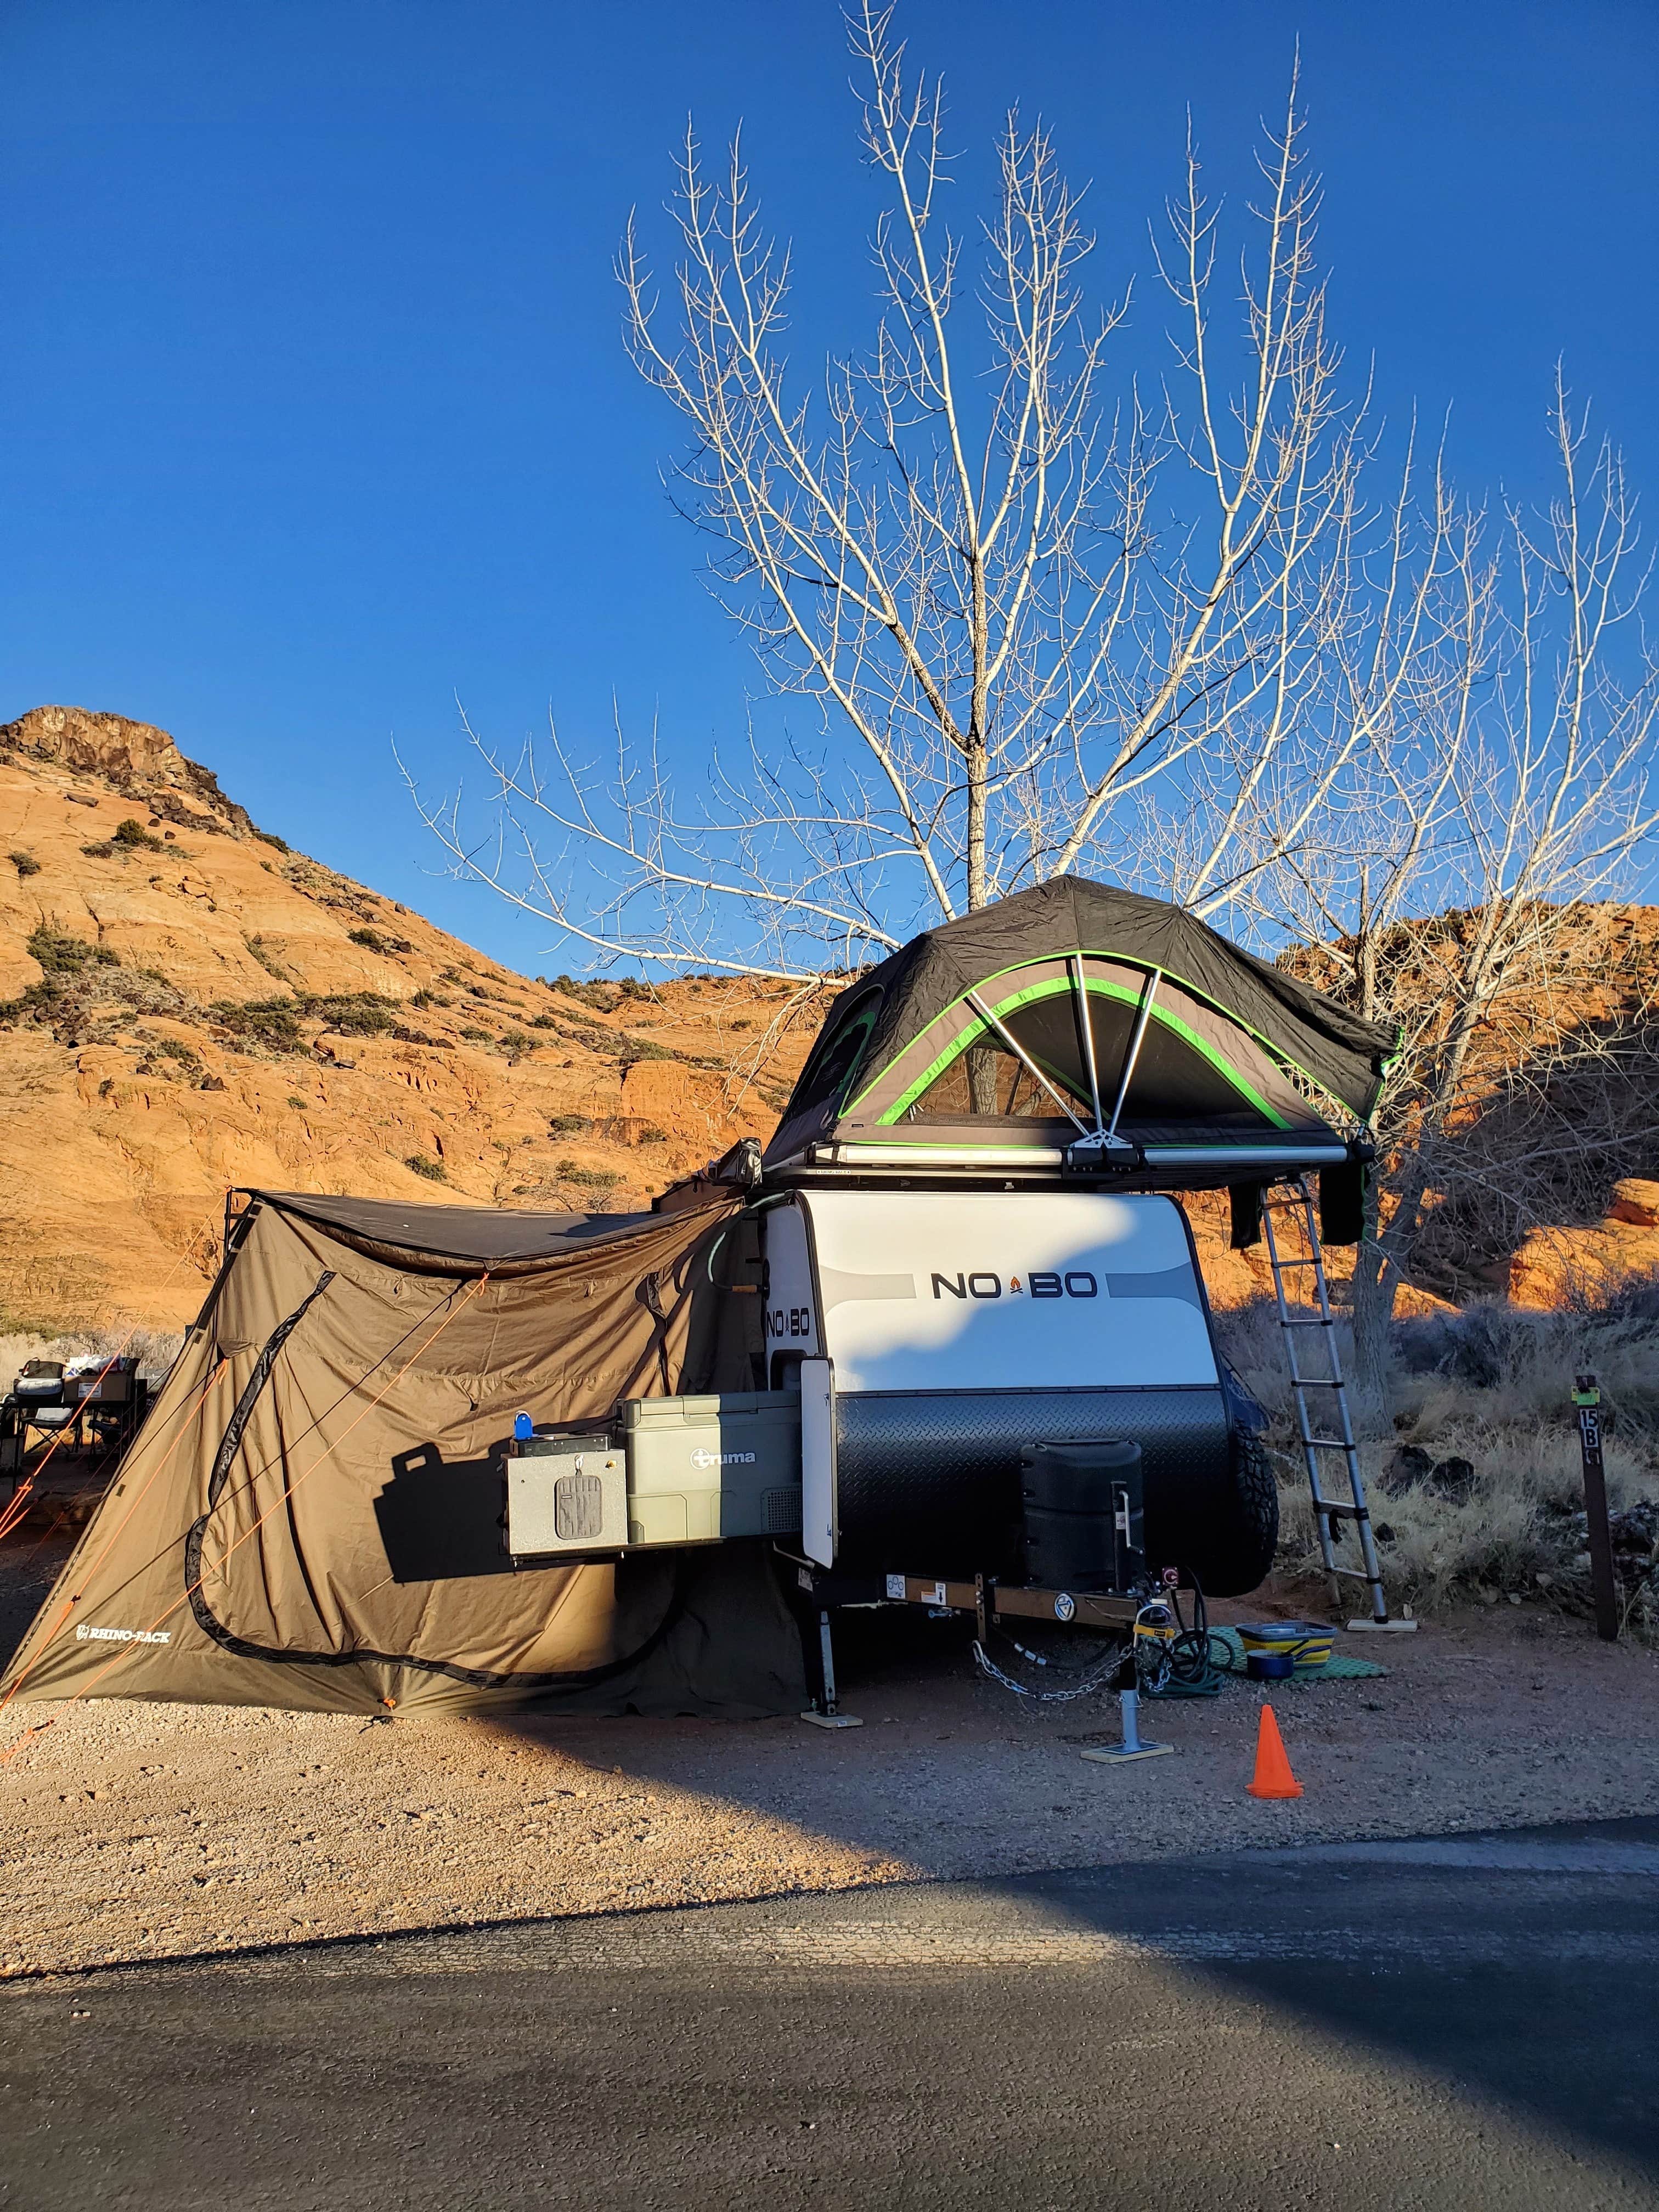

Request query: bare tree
[
  {"left": 409, "top": 5, "right": 1437, "bottom": 980},
  {"left": 408, "top": 10, "right": 1658, "bottom": 1423},
  {"left": 1279, "top": 384, "right": 1659, "bottom": 1421}
]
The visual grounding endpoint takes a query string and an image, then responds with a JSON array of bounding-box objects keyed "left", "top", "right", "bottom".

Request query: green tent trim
[{"left": 854, "top": 957, "right": 1305, "bottom": 1127}]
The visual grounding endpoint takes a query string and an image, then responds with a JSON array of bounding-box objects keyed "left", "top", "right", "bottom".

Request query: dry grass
[
  {"left": 1216, "top": 1290, "right": 1659, "bottom": 1630},
  {"left": 0, "top": 1325, "right": 184, "bottom": 1390}
]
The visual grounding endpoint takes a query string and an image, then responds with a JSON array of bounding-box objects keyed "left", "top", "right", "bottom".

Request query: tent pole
[
  {"left": 1071, "top": 956, "right": 1105, "bottom": 1134},
  {"left": 962, "top": 991, "right": 1090, "bottom": 1133},
  {"left": 1104, "top": 970, "right": 1162, "bottom": 1139}
]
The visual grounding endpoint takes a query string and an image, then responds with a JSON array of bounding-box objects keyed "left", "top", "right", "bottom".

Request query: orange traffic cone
[{"left": 1246, "top": 1703, "right": 1303, "bottom": 1799}]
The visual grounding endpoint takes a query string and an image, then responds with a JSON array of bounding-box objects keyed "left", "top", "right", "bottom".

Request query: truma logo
[
  {"left": 690, "top": 1448, "right": 758, "bottom": 1469},
  {"left": 930, "top": 1270, "right": 1098, "bottom": 1301}
]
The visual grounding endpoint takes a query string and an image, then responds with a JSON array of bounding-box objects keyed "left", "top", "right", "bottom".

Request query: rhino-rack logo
[
  {"left": 75, "top": 1624, "right": 171, "bottom": 1646},
  {"left": 931, "top": 1270, "right": 1097, "bottom": 1301},
  {"left": 690, "top": 1448, "right": 758, "bottom": 1470}
]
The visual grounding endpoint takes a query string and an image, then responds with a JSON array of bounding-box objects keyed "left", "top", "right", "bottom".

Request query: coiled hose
[{"left": 1140, "top": 1571, "right": 1229, "bottom": 1698}]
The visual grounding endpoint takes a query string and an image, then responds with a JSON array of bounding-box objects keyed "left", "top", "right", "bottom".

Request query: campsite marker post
[{"left": 1572, "top": 1375, "right": 1620, "bottom": 1643}]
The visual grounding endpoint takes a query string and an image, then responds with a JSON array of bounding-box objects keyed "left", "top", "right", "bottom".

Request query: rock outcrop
[
  {"left": 1509, "top": 1178, "right": 1659, "bottom": 1310},
  {"left": 0, "top": 704, "right": 258, "bottom": 839},
  {"left": 0, "top": 708, "right": 818, "bottom": 1328}
]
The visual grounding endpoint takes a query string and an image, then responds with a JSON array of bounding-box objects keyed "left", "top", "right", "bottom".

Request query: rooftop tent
[
  {"left": 763, "top": 876, "right": 1397, "bottom": 1180},
  {"left": 1, "top": 1190, "right": 803, "bottom": 1719}
]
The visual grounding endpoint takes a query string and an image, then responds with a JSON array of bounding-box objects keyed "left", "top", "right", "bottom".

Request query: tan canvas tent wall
[{"left": 1, "top": 1190, "right": 805, "bottom": 1719}]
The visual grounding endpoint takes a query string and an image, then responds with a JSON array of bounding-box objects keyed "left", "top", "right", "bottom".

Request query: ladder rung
[
  {"left": 1293, "top": 1376, "right": 1345, "bottom": 1387},
  {"left": 1317, "top": 1503, "right": 1370, "bottom": 1520},
  {"left": 1329, "top": 1567, "right": 1379, "bottom": 1582},
  {"left": 1280, "top": 1316, "right": 1334, "bottom": 1329},
  {"left": 1302, "top": 1437, "right": 1355, "bottom": 1451},
  {"left": 1273, "top": 1257, "right": 1322, "bottom": 1268}
]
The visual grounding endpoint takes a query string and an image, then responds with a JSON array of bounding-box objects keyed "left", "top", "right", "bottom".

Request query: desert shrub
[
  {"left": 27, "top": 923, "right": 119, "bottom": 975},
  {"left": 459, "top": 1025, "right": 492, "bottom": 1043},
  {"left": 549, "top": 1115, "right": 591, "bottom": 1135},
  {"left": 1, "top": 944, "right": 182, "bottom": 1043},
  {"left": 244, "top": 934, "right": 289, "bottom": 981},
  {"left": 9, "top": 849, "right": 40, "bottom": 876},
  {"left": 303, "top": 991, "right": 397, "bottom": 1036},
  {"left": 255, "top": 828, "right": 290, "bottom": 852},
  {"left": 548, "top": 974, "right": 623, "bottom": 1012},
  {"left": 555, "top": 1159, "right": 621, "bottom": 1189},
  {"left": 404, "top": 1154, "right": 447, "bottom": 1182},
  {"left": 348, "top": 926, "right": 413, "bottom": 956},
  {"left": 286, "top": 1094, "right": 309, "bottom": 1111},
  {"left": 114, "top": 817, "right": 167, "bottom": 851},
  {"left": 1393, "top": 1297, "right": 1659, "bottom": 1447},
  {"left": 500, "top": 1030, "right": 531, "bottom": 1053},
  {"left": 135, "top": 1048, "right": 201, "bottom": 1080},
  {"left": 411, "top": 989, "right": 449, "bottom": 1009},
  {"left": 210, "top": 997, "right": 306, "bottom": 1051},
  {"left": 1218, "top": 1291, "right": 1659, "bottom": 1625}
]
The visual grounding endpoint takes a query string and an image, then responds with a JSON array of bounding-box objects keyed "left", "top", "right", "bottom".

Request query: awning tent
[
  {"left": 0, "top": 1190, "right": 802, "bottom": 1719},
  {"left": 763, "top": 877, "right": 1397, "bottom": 1178}
]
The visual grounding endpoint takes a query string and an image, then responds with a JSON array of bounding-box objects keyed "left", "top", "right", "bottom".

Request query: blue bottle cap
[{"left": 513, "top": 1412, "right": 533, "bottom": 1441}]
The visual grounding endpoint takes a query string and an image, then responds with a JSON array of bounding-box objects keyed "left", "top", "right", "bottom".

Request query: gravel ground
[{"left": 2, "top": 1534, "right": 1655, "bottom": 1978}]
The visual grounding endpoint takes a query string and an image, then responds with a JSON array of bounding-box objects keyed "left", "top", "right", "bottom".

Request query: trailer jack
[{"left": 799, "top": 1609, "right": 864, "bottom": 1729}]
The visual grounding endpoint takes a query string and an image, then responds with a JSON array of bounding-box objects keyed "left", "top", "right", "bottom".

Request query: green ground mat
[{"left": 1209, "top": 1625, "right": 1387, "bottom": 1683}]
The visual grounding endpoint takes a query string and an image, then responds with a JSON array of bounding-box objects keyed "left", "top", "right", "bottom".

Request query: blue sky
[{"left": 3, "top": 2, "right": 1655, "bottom": 972}]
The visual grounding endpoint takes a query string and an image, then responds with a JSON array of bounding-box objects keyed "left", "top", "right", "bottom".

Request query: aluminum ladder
[{"left": 1260, "top": 1175, "right": 1392, "bottom": 1626}]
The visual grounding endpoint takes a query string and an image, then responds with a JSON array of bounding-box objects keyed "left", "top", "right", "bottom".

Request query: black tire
[
  {"left": 1212, "top": 1430, "right": 1280, "bottom": 1596},
  {"left": 1143, "top": 1427, "right": 1278, "bottom": 1598}
]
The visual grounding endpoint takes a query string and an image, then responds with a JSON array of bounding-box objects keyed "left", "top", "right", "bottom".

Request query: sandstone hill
[
  {"left": 3, "top": 706, "right": 1656, "bottom": 1334},
  {"left": 0, "top": 707, "right": 819, "bottom": 1329}
]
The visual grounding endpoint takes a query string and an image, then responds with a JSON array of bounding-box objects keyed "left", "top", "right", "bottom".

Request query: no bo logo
[
  {"left": 765, "top": 1305, "right": 814, "bottom": 1340},
  {"left": 930, "top": 1271, "right": 1097, "bottom": 1301}
]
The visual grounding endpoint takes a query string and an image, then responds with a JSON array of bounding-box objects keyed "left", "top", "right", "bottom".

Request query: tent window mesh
[
  {"left": 902, "top": 1027, "right": 1074, "bottom": 1120},
  {"left": 902, "top": 980, "right": 1272, "bottom": 1127}
]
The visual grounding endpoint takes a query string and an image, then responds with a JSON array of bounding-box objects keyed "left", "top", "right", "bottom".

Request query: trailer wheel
[
  {"left": 1212, "top": 1429, "right": 1279, "bottom": 1595},
  {"left": 1141, "top": 1425, "right": 1279, "bottom": 1598}
]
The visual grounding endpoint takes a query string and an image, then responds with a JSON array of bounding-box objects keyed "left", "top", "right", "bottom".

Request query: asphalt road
[{"left": 2, "top": 1815, "right": 1656, "bottom": 2211}]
